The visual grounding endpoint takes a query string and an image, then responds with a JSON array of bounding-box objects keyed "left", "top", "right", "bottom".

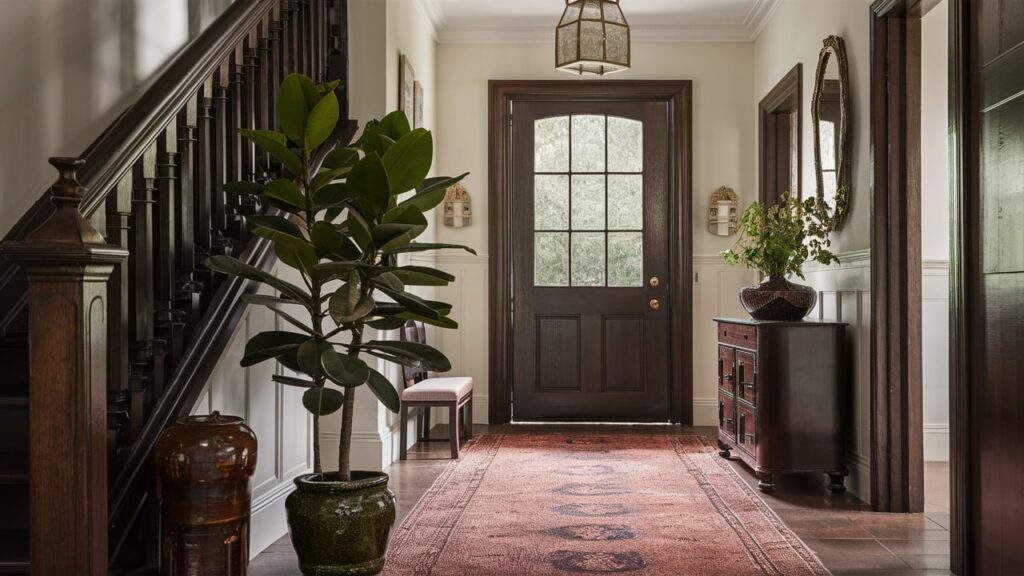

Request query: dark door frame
[
  {"left": 759, "top": 64, "right": 802, "bottom": 205},
  {"left": 869, "top": 0, "right": 925, "bottom": 515},
  {"left": 871, "top": 0, "right": 968, "bottom": 573},
  {"left": 487, "top": 80, "right": 693, "bottom": 425}
]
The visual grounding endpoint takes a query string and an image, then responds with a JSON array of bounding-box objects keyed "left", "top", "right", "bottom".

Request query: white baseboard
[
  {"left": 249, "top": 480, "right": 298, "bottom": 559},
  {"left": 924, "top": 423, "right": 950, "bottom": 462},
  {"left": 846, "top": 451, "right": 870, "bottom": 502},
  {"left": 693, "top": 396, "right": 718, "bottom": 427}
]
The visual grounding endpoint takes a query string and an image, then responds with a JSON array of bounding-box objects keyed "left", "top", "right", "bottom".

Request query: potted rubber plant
[
  {"left": 722, "top": 192, "right": 838, "bottom": 320},
  {"left": 208, "top": 73, "right": 470, "bottom": 575}
]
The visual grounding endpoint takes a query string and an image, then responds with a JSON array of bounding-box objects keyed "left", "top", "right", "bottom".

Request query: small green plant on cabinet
[
  {"left": 722, "top": 192, "right": 839, "bottom": 279},
  {"left": 207, "top": 73, "right": 471, "bottom": 480}
]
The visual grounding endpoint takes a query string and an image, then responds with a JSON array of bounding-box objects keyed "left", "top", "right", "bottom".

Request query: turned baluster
[
  {"left": 128, "top": 148, "right": 165, "bottom": 433},
  {"left": 194, "top": 79, "right": 215, "bottom": 291},
  {"left": 177, "top": 101, "right": 203, "bottom": 330},
  {"left": 272, "top": 9, "right": 289, "bottom": 89},
  {"left": 257, "top": 23, "right": 273, "bottom": 170},
  {"left": 104, "top": 176, "right": 133, "bottom": 472},
  {"left": 312, "top": 0, "right": 322, "bottom": 80},
  {"left": 211, "top": 64, "right": 234, "bottom": 263},
  {"left": 154, "top": 124, "right": 185, "bottom": 365},
  {"left": 328, "top": 0, "right": 349, "bottom": 115}
]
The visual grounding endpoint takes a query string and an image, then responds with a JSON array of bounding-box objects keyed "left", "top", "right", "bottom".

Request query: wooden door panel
[
  {"left": 969, "top": 2, "right": 1024, "bottom": 572},
  {"left": 511, "top": 99, "right": 671, "bottom": 422}
]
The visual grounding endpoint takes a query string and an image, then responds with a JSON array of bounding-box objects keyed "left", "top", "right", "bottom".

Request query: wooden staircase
[{"left": 0, "top": 1, "right": 349, "bottom": 573}]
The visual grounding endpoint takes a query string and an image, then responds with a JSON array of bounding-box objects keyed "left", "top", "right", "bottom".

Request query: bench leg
[
  {"left": 399, "top": 405, "right": 409, "bottom": 460},
  {"left": 421, "top": 407, "right": 431, "bottom": 441},
  {"left": 449, "top": 403, "right": 460, "bottom": 459},
  {"left": 464, "top": 399, "right": 473, "bottom": 439}
]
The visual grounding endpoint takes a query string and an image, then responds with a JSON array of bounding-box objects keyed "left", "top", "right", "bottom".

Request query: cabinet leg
[
  {"left": 828, "top": 473, "right": 847, "bottom": 493},
  {"left": 717, "top": 440, "right": 731, "bottom": 458},
  {"left": 757, "top": 471, "right": 775, "bottom": 492}
]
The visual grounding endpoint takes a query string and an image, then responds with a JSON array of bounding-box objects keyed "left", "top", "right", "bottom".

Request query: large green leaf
[
  {"left": 329, "top": 277, "right": 375, "bottom": 324},
  {"left": 366, "top": 368, "right": 400, "bottom": 413},
  {"left": 247, "top": 215, "right": 302, "bottom": 238},
  {"left": 240, "top": 130, "right": 303, "bottom": 177},
  {"left": 305, "top": 90, "right": 339, "bottom": 150},
  {"left": 374, "top": 284, "right": 440, "bottom": 319},
  {"left": 397, "top": 311, "right": 458, "bottom": 329},
  {"left": 264, "top": 179, "right": 305, "bottom": 209},
  {"left": 358, "top": 340, "right": 451, "bottom": 372},
  {"left": 377, "top": 110, "right": 411, "bottom": 141},
  {"left": 382, "top": 129, "right": 432, "bottom": 194},
  {"left": 382, "top": 242, "right": 477, "bottom": 256},
  {"left": 310, "top": 221, "right": 360, "bottom": 260},
  {"left": 346, "top": 210, "right": 373, "bottom": 250},
  {"left": 313, "top": 182, "right": 352, "bottom": 209},
  {"left": 273, "top": 374, "right": 316, "bottom": 388},
  {"left": 321, "top": 348, "right": 370, "bottom": 387},
  {"left": 310, "top": 166, "right": 350, "bottom": 192},
  {"left": 302, "top": 387, "right": 345, "bottom": 416},
  {"left": 279, "top": 74, "right": 313, "bottom": 144},
  {"left": 206, "top": 255, "right": 311, "bottom": 304},
  {"left": 386, "top": 266, "right": 455, "bottom": 286},
  {"left": 347, "top": 153, "right": 390, "bottom": 214},
  {"left": 241, "top": 331, "right": 308, "bottom": 367},
  {"left": 322, "top": 147, "right": 361, "bottom": 170},
  {"left": 309, "top": 261, "right": 362, "bottom": 283},
  {"left": 395, "top": 173, "right": 468, "bottom": 213},
  {"left": 297, "top": 339, "right": 331, "bottom": 380},
  {"left": 263, "top": 230, "right": 318, "bottom": 273}
]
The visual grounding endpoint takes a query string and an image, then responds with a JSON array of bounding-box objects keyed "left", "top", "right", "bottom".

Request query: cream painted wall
[
  {"left": 921, "top": 0, "right": 950, "bottom": 462},
  {"left": 0, "top": 0, "right": 232, "bottom": 238},
  {"left": 434, "top": 41, "right": 759, "bottom": 426},
  {"left": 753, "top": 0, "right": 874, "bottom": 500}
]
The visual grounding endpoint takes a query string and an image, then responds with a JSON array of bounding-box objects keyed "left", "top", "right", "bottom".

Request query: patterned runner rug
[{"left": 384, "top": 434, "right": 829, "bottom": 575}]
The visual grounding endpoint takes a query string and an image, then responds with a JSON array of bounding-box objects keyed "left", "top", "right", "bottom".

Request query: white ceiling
[{"left": 423, "top": 0, "right": 780, "bottom": 43}]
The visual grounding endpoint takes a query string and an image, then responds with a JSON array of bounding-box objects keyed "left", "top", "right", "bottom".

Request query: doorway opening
[{"left": 487, "top": 81, "right": 693, "bottom": 425}]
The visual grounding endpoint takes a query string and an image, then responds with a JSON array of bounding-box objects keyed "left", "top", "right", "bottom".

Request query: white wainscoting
[
  {"left": 192, "top": 269, "right": 314, "bottom": 559},
  {"left": 922, "top": 260, "right": 950, "bottom": 462},
  {"left": 803, "top": 249, "right": 871, "bottom": 501}
]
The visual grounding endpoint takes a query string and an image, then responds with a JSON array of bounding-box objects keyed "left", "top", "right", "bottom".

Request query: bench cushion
[{"left": 401, "top": 377, "right": 473, "bottom": 402}]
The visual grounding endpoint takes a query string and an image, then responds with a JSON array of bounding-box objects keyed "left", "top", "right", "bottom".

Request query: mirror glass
[
  {"left": 707, "top": 186, "right": 738, "bottom": 237},
  {"left": 811, "top": 35, "right": 851, "bottom": 229}
]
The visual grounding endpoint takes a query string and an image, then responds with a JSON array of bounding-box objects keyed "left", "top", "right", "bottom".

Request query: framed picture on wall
[
  {"left": 400, "top": 54, "right": 415, "bottom": 125},
  {"left": 414, "top": 81, "right": 424, "bottom": 129}
]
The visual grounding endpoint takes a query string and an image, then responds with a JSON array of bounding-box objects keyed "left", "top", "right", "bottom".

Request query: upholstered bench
[{"left": 398, "top": 321, "right": 473, "bottom": 459}]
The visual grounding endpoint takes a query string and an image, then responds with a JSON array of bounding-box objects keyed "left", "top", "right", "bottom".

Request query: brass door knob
[
  {"left": 649, "top": 298, "right": 660, "bottom": 310},
  {"left": 649, "top": 276, "right": 660, "bottom": 287}
]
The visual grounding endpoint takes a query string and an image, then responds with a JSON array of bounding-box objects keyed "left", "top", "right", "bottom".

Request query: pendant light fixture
[{"left": 555, "top": 0, "right": 631, "bottom": 76}]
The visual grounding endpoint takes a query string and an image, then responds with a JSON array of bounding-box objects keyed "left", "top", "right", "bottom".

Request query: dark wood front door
[
  {"left": 963, "top": 0, "right": 1024, "bottom": 572},
  {"left": 511, "top": 100, "right": 671, "bottom": 421}
]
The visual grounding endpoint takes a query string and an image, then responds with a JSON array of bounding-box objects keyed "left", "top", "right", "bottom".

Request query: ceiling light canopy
[{"left": 555, "top": 0, "right": 631, "bottom": 76}]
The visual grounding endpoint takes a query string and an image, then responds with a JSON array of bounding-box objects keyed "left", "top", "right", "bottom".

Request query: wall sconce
[
  {"left": 443, "top": 183, "right": 472, "bottom": 228},
  {"left": 708, "top": 186, "right": 739, "bottom": 236}
]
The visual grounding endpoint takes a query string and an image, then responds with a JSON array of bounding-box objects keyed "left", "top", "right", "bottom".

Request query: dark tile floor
[{"left": 250, "top": 425, "right": 951, "bottom": 575}]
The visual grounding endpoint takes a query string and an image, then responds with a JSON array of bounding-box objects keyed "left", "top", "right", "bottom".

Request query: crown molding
[
  {"left": 434, "top": 0, "right": 780, "bottom": 44},
  {"left": 419, "top": 0, "right": 446, "bottom": 40}
]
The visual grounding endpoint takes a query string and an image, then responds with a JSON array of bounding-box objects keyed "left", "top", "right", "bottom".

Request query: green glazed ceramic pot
[{"left": 286, "top": 471, "right": 396, "bottom": 575}]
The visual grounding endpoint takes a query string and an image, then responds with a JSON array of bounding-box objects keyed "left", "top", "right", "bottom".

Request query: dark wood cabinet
[{"left": 715, "top": 318, "right": 848, "bottom": 492}]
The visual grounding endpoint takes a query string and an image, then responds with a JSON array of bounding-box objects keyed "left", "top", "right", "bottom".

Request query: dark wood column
[{"left": 1, "top": 158, "right": 128, "bottom": 575}]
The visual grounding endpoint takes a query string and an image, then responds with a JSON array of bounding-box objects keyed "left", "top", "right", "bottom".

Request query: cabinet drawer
[
  {"left": 736, "top": 403, "right": 756, "bottom": 456},
  {"left": 719, "top": 322, "right": 756, "bottom": 349},
  {"left": 718, "top": 346, "right": 735, "bottom": 394},
  {"left": 736, "top": 350, "right": 757, "bottom": 405},
  {"left": 718, "top": 391, "right": 736, "bottom": 439}
]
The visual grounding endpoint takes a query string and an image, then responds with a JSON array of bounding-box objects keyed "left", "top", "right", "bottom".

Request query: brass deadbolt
[{"left": 649, "top": 298, "right": 660, "bottom": 310}]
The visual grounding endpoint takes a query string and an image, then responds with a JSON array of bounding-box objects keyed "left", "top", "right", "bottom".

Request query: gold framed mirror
[{"left": 811, "top": 35, "right": 851, "bottom": 229}]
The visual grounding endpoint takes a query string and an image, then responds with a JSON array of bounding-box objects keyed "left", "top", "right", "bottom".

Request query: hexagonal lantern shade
[{"left": 556, "top": 0, "right": 630, "bottom": 76}]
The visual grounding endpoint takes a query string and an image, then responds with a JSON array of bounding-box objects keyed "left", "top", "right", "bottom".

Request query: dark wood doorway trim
[
  {"left": 759, "top": 64, "right": 802, "bottom": 205},
  {"left": 869, "top": 0, "right": 925, "bottom": 515},
  {"left": 487, "top": 80, "right": 693, "bottom": 425}
]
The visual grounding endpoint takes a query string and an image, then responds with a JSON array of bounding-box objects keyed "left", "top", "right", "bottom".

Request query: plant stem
[
  {"left": 313, "top": 415, "right": 322, "bottom": 474},
  {"left": 338, "top": 324, "right": 363, "bottom": 481}
]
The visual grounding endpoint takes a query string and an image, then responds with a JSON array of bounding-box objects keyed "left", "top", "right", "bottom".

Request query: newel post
[{"left": 1, "top": 158, "right": 128, "bottom": 575}]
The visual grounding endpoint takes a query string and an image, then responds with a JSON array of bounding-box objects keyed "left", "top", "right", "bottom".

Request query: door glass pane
[
  {"left": 571, "top": 115, "right": 606, "bottom": 172},
  {"left": 571, "top": 232, "right": 605, "bottom": 286},
  {"left": 571, "top": 175, "right": 605, "bottom": 230},
  {"left": 535, "top": 175, "right": 569, "bottom": 230},
  {"left": 607, "top": 117, "right": 643, "bottom": 173},
  {"left": 608, "top": 232, "right": 643, "bottom": 287},
  {"left": 607, "top": 175, "right": 643, "bottom": 230},
  {"left": 535, "top": 117, "right": 569, "bottom": 172},
  {"left": 535, "top": 233, "right": 569, "bottom": 286}
]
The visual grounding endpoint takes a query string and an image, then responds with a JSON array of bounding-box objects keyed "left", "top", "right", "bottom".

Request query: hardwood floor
[{"left": 249, "top": 425, "right": 951, "bottom": 575}]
